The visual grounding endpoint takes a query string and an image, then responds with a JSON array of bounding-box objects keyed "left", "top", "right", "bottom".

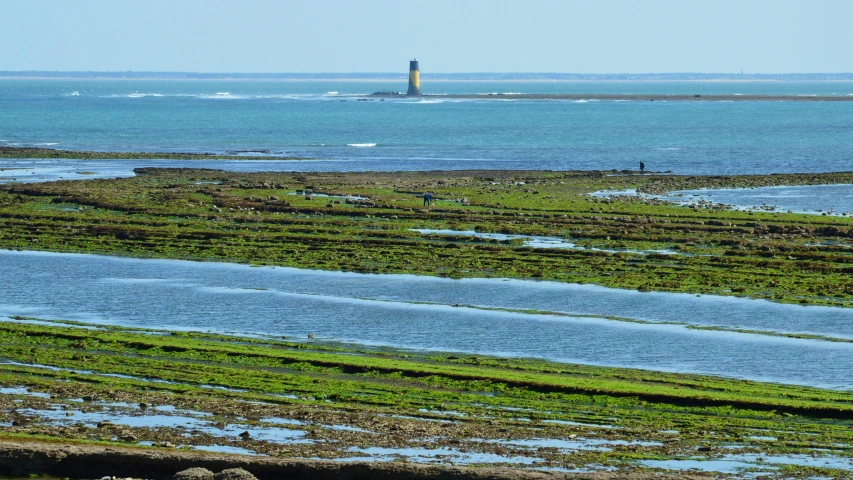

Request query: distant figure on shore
[
  {"left": 640, "top": 161, "right": 645, "bottom": 173},
  {"left": 423, "top": 192, "right": 433, "bottom": 207}
]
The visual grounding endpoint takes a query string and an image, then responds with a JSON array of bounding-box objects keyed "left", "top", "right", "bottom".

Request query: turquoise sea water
[{"left": 1, "top": 79, "right": 852, "bottom": 174}]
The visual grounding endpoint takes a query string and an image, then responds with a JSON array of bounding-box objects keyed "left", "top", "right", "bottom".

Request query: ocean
[{"left": 1, "top": 79, "right": 852, "bottom": 175}]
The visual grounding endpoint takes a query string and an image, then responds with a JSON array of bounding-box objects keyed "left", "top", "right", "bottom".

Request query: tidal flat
[
  {"left": 1, "top": 319, "right": 852, "bottom": 479},
  {"left": 1, "top": 167, "right": 851, "bottom": 306},
  {"left": 2, "top": 167, "right": 853, "bottom": 478}
]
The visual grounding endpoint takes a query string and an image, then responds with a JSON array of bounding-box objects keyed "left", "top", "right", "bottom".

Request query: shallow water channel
[
  {"left": 410, "top": 229, "right": 679, "bottom": 255},
  {"left": 592, "top": 183, "right": 853, "bottom": 216},
  {"left": 3, "top": 250, "right": 853, "bottom": 390},
  {"left": 671, "top": 183, "right": 853, "bottom": 216}
]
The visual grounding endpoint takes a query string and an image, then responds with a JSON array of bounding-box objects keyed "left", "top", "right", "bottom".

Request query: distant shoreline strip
[{"left": 366, "top": 93, "right": 853, "bottom": 101}]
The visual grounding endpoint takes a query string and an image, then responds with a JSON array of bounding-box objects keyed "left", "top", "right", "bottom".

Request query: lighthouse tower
[{"left": 407, "top": 59, "right": 421, "bottom": 96}]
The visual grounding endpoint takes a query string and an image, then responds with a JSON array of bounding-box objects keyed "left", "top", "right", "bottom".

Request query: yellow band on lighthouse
[{"left": 407, "top": 59, "right": 421, "bottom": 96}]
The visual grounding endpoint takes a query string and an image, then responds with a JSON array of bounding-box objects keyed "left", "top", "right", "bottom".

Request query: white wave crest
[
  {"left": 126, "top": 93, "right": 164, "bottom": 98},
  {"left": 199, "top": 93, "right": 243, "bottom": 99},
  {"left": 347, "top": 143, "right": 376, "bottom": 147}
]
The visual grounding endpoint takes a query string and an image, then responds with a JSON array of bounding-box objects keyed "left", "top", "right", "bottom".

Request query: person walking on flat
[{"left": 640, "top": 161, "right": 645, "bottom": 173}]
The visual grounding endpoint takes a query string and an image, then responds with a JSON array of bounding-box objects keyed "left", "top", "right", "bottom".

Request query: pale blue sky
[{"left": 5, "top": 0, "right": 851, "bottom": 73}]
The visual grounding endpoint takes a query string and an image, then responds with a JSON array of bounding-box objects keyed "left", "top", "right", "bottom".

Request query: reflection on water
[
  {"left": 671, "top": 184, "right": 853, "bottom": 216},
  {"left": 641, "top": 452, "right": 853, "bottom": 474},
  {"left": 0, "top": 158, "right": 417, "bottom": 184},
  {"left": 340, "top": 446, "right": 542, "bottom": 465},
  {"left": 0, "top": 387, "right": 51, "bottom": 399},
  {"left": 2, "top": 250, "right": 853, "bottom": 389},
  {"left": 411, "top": 229, "right": 678, "bottom": 255},
  {"left": 17, "top": 404, "right": 311, "bottom": 444},
  {"left": 485, "top": 437, "right": 663, "bottom": 452},
  {"left": 591, "top": 184, "right": 853, "bottom": 216}
]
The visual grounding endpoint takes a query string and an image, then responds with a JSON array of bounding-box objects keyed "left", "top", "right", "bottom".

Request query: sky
[{"left": 5, "top": 0, "right": 851, "bottom": 73}]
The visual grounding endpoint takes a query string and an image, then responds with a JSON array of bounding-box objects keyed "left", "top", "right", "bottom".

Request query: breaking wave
[
  {"left": 101, "top": 93, "right": 166, "bottom": 98},
  {"left": 98, "top": 93, "right": 348, "bottom": 101}
]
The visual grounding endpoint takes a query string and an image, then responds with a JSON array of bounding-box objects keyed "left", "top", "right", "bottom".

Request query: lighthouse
[{"left": 407, "top": 59, "right": 421, "bottom": 96}]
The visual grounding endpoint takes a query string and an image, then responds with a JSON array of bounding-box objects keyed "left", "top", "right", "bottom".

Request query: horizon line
[{"left": 2, "top": 71, "right": 853, "bottom": 76}]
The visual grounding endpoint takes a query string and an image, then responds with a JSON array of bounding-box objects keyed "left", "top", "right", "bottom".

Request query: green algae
[
  {"left": 1, "top": 168, "right": 851, "bottom": 306},
  {"left": 0, "top": 319, "right": 851, "bottom": 478}
]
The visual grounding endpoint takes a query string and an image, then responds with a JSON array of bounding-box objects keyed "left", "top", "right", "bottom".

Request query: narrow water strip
[{"left": 2, "top": 250, "right": 853, "bottom": 390}]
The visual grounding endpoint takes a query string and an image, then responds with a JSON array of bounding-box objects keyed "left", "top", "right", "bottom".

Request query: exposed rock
[
  {"left": 214, "top": 468, "right": 257, "bottom": 480},
  {"left": 173, "top": 467, "right": 215, "bottom": 480}
]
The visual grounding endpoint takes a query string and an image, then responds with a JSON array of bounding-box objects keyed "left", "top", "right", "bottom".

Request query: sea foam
[{"left": 126, "top": 93, "right": 164, "bottom": 98}]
